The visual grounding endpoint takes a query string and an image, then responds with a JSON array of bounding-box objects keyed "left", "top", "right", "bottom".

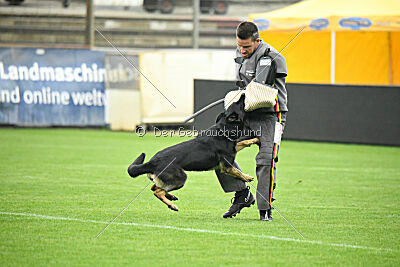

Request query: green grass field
[{"left": 0, "top": 128, "right": 399, "bottom": 266}]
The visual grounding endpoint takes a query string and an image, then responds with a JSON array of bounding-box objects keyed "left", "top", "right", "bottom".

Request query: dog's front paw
[
  {"left": 235, "top": 138, "right": 260, "bottom": 152},
  {"left": 244, "top": 175, "right": 254, "bottom": 182},
  {"left": 251, "top": 138, "right": 260, "bottom": 145}
]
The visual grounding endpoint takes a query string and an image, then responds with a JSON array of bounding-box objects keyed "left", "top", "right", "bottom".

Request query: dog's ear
[
  {"left": 215, "top": 112, "right": 225, "bottom": 123},
  {"left": 237, "top": 94, "right": 246, "bottom": 121},
  {"left": 238, "top": 94, "right": 245, "bottom": 109}
]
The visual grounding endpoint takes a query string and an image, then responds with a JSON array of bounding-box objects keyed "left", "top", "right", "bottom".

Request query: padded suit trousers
[{"left": 215, "top": 111, "right": 286, "bottom": 211}]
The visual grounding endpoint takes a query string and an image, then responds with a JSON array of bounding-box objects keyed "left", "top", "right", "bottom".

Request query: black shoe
[
  {"left": 260, "top": 209, "right": 273, "bottom": 221},
  {"left": 223, "top": 187, "right": 255, "bottom": 218}
]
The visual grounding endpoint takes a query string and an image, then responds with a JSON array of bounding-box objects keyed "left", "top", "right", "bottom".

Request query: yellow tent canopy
[{"left": 249, "top": 0, "right": 400, "bottom": 85}]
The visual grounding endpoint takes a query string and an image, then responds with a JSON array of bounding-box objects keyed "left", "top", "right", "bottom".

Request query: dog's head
[
  {"left": 225, "top": 94, "right": 246, "bottom": 122},
  {"left": 215, "top": 95, "right": 250, "bottom": 140}
]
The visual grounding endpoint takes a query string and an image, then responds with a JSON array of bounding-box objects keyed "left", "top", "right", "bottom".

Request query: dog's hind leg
[
  {"left": 165, "top": 193, "right": 178, "bottom": 201},
  {"left": 221, "top": 165, "right": 254, "bottom": 182},
  {"left": 151, "top": 179, "right": 178, "bottom": 201},
  {"left": 153, "top": 187, "right": 179, "bottom": 211}
]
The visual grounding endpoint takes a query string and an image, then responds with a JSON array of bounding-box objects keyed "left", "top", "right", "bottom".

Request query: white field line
[{"left": 0, "top": 211, "right": 394, "bottom": 252}]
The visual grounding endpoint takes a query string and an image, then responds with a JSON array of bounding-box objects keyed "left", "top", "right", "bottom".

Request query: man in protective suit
[{"left": 216, "top": 21, "right": 288, "bottom": 221}]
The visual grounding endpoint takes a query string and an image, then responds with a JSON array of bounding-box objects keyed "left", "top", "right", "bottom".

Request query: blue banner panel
[{"left": 0, "top": 47, "right": 106, "bottom": 126}]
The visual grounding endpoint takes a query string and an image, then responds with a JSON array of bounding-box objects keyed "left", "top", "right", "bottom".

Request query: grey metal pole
[
  {"left": 193, "top": 0, "right": 200, "bottom": 49},
  {"left": 183, "top": 98, "right": 224, "bottom": 123},
  {"left": 85, "top": 0, "right": 94, "bottom": 48}
]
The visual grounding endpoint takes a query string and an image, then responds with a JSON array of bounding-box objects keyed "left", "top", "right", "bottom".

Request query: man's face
[{"left": 237, "top": 37, "right": 260, "bottom": 58}]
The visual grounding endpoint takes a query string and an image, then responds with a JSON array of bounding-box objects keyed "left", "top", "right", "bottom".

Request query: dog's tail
[{"left": 127, "top": 153, "right": 153, "bottom": 178}]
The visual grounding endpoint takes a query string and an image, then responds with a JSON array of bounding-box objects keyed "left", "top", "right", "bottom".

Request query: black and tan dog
[{"left": 127, "top": 96, "right": 258, "bottom": 211}]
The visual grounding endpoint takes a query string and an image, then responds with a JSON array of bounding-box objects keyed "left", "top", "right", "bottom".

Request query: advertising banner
[
  {"left": 0, "top": 47, "right": 106, "bottom": 126},
  {"left": 105, "top": 54, "right": 140, "bottom": 90}
]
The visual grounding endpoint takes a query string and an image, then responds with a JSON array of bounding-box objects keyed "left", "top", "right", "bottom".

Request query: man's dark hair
[{"left": 236, "top": 21, "right": 259, "bottom": 41}]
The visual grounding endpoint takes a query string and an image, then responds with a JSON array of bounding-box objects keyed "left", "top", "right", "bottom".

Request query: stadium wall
[
  {"left": 2, "top": 46, "right": 399, "bottom": 146},
  {"left": 139, "top": 50, "right": 235, "bottom": 124},
  {"left": 194, "top": 79, "right": 400, "bottom": 146},
  {"left": 104, "top": 53, "right": 141, "bottom": 131}
]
